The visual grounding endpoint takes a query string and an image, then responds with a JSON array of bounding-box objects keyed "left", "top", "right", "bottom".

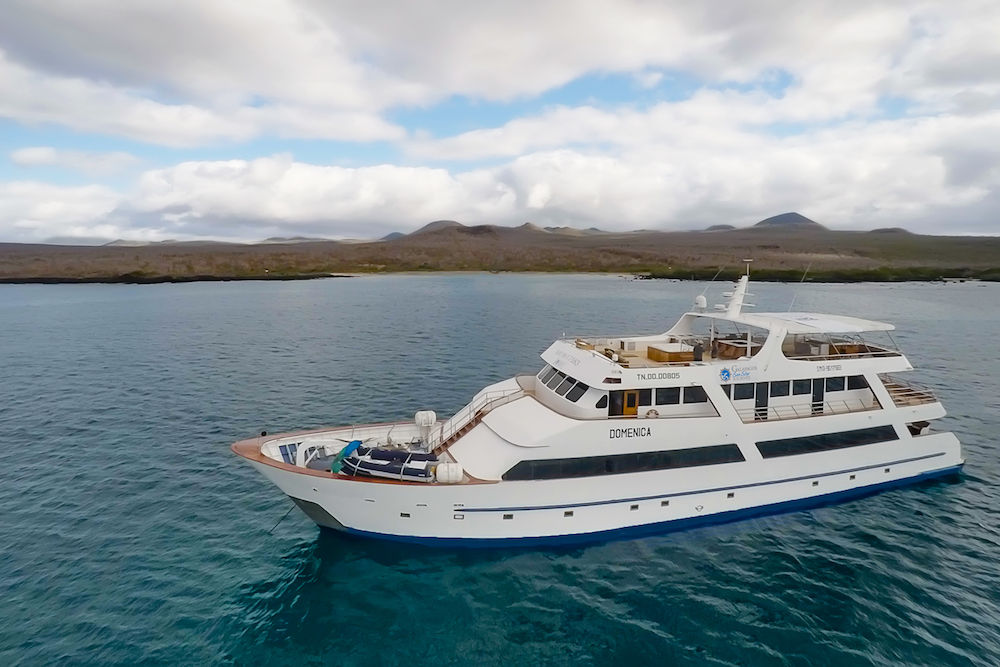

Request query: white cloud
[
  {"left": 0, "top": 181, "right": 124, "bottom": 242},
  {"left": 3, "top": 1, "right": 998, "bottom": 147},
  {"left": 633, "top": 70, "right": 664, "bottom": 89},
  {"left": 1, "top": 1, "right": 1000, "bottom": 241},
  {"left": 126, "top": 155, "right": 516, "bottom": 238},
  {"left": 10, "top": 146, "right": 139, "bottom": 175},
  {"left": 5, "top": 105, "right": 999, "bottom": 246},
  {"left": 0, "top": 52, "right": 405, "bottom": 147}
]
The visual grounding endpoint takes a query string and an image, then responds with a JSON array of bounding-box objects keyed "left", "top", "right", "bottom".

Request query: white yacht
[{"left": 233, "top": 273, "right": 963, "bottom": 546}]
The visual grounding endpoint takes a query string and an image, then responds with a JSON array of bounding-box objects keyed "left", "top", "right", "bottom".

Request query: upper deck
[
  {"left": 563, "top": 274, "right": 902, "bottom": 372},
  {"left": 568, "top": 330, "right": 901, "bottom": 370}
]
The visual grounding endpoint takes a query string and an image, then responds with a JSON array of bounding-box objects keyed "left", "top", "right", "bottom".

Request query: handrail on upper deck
[
  {"left": 879, "top": 374, "right": 938, "bottom": 407},
  {"left": 430, "top": 387, "right": 524, "bottom": 452}
]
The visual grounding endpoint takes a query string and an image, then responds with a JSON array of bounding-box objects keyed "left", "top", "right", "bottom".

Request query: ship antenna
[
  {"left": 699, "top": 265, "right": 727, "bottom": 296},
  {"left": 787, "top": 262, "right": 812, "bottom": 311}
]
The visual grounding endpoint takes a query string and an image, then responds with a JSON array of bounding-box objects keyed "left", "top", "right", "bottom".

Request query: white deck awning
[{"left": 734, "top": 311, "right": 894, "bottom": 333}]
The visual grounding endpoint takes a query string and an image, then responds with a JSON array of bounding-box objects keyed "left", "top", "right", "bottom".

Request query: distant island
[{"left": 1, "top": 212, "right": 998, "bottom": 283}]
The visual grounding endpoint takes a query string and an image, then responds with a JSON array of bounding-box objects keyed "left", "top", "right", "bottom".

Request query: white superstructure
[{"left": 233, "top": 274, "right": 963, "bottom": 546}]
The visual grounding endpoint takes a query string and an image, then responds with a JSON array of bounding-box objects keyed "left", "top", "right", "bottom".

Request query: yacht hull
[{"left": 239, "top": 431, "right": 963, "bottom": 547}]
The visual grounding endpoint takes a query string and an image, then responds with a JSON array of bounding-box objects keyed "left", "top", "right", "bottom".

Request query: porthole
[
  {"left": 564, "top": 511, "right": 574, "bottom": 517},
  {"left": 453, "top": 514, "right": 464, "bottom": 520},
  {"left": 727, "top": 492, "right": 735, "bottom": 499},
  {"left": 849, "top": 474, "right": 856, "bottom": 480},
  {"left": 884, "top": 468, "right": 891, "bottom": 473},
  {"left": 661, "top": 500, "right": 670, "bottom": 507},
  {"left": 503, "top": 513, "right": 514, "bottom": 520},
  {"left": 812, "top": 481, "right": 819, "bottom": 487},
  {"left": 400, "top": 512, "right": 410, "bottom": 518},
  {"left": 630, "top": 504, "right": 639, "bottom": 511}
]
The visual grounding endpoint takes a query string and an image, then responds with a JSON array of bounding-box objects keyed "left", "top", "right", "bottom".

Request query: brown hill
[{"left": 1, "top": 223, "right": 999, "bottom": 282}]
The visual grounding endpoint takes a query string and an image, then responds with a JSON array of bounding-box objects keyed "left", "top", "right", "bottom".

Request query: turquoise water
[{"left": 1, "top": 275, "right": 998, "bottom": 665}]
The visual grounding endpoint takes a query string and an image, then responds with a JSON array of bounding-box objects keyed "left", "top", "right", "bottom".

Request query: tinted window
[
  {"left": 596, "top": 394, "right": 608, "bottom": 409},
  {"left": 555, "top": 376, "right": 576, "bottom": 395},
  {"left": 609, "top": 391, "right": 624, "bottom": 416},
  {"left": 825, "top": 376, "right": 845, "bottom": 392},
  {"left": 792, "top": 379, "right": 811, "bottom": 395},
  {"left": 847, "top": 375, "right": 869, "bottom": 390},
  {"left": 538, "top": 365, "right": 555, "bottom": 381},
  {"left": 546, "top": 371, "right": 566, "bottom": 389},
  {"left": 684, "top": 386, "right": 708, "bottom": 403},
  {"left": 638, "top": 389, "right": 652, "bottom": 406},
  {"left": 721, "top": 384, "right": 732, "bottom": 398},
  {"left": 655, "top": 387, "right": 680, "bottom": 405},
  {"left": 734, "top": 383, "right": 754, "bottom": 400},
  {"left": 770, "top": 381, "right": 790, "bottom": 397},
  {"left": 566, "top": 382, "right": 589, "bottom": 402},
  {"left": 757, "top": 425, "right": 897, "bottom": 459},
  {"left": 502, "top": 444, "right": 746, "bottom": 480}
]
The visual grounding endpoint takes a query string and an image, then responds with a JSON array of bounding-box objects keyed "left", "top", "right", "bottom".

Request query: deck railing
[
  {"left": 735, "top": 397, "right": 881, "bottom": 424},
  {"left": 879, "top": 374, "right": 938, "bottom": 407},
  {"left": 430, "top": 387, "right": 524, "bottom": 452},
  {"left": 785, "top": 349, "right": 901, "bottom": 361}
]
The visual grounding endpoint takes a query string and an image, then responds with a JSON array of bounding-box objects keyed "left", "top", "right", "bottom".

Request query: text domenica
[{"left": 610, "top": 426, "right": 651, "bottom": 438}]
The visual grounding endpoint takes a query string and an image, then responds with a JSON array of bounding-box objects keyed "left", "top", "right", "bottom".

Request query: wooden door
[{"left": 623, "top": 390, "right": 639, "bottom": 416}]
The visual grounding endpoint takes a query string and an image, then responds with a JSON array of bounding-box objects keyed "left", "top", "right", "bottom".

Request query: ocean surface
[{"left": 1, "top": 274, "right": 998, "bottom": 666}]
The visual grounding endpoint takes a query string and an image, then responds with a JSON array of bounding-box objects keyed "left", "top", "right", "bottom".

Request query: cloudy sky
[{"left": 1, "top": 0, "right": 999, "bottom": 243}]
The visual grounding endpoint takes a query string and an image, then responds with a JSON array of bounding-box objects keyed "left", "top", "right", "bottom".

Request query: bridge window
[
  {"left": 566, "top": 381, "right": 589, "bottom": 402},
  {"left": 555, "top": 376, "right": 576, "bottom": 395},
  {"left": 546, "top": 370, "right": 566, "bottom": 389},
  {"left": 595, "top": 395, "right": 608, "bottom": 409}
]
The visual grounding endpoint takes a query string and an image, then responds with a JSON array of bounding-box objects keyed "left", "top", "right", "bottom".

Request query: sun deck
[{"left": 569, "top": 332, "right": 901, "bottom": 369}]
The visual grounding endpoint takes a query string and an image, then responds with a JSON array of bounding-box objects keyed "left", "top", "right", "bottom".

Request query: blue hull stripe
[
  {"left": 458, "top": 451, "right": 948, "bottom": 513},
  {"left": 336, "top": 464, "right": 963, "bottom": 548}
]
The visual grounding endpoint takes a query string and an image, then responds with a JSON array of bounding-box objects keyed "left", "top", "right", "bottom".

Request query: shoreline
[
  {"left": 0, "top": 269, "right": 994, "bottom": 285},
  {"left": 0, "top": 273, "right": 353, "bottom": 285}
]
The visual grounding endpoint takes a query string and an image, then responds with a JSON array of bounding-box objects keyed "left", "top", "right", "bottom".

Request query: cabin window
[
  {"left": 546, "top": 370, "right": 567, "bottom": 390},
  {"left": 538, "top": 365, "right": 556, "bottom": 382},
  {"left": 756, "top": 425, "right": 898, "bottom": 459},
  {"left": 721, "top": 384, "right": 732, "bottom": 398},
  {"left": 596, "top": 395, "right": 608, "bottom": 409},
  {"left": 655, "top": 387, "right": 680, "bottom": 405},
  {"left": 609, "top": 391, "right": 624, "bottom": 416},
  {"left": 684, "top": 386, "right": 708, "bottom": 403},
  {"left": 638, "top": 389, "right": 652, "bottom": 406},
  {"left": 566, "top": 382, "right": 589, "bottom": 403},
  {"left": 733, "top": 383, "right": 754, "bottom": 400},
  {"left": 847, "top": 375, "right": 869, "bottom": 390},
  {"left": 770, "top": 381, "right": 790, "bottom": 397},
  {"left": 555, "top": 376, "right": 576, "bottom": 396},
  {"left": 501, "top": 444, "right": 746, "bottom": 481},
  {"left": 792, "top": 379, "right": 811, "bottom": 395},
  {"left": 825, "top": 376, "right": 846, "bottom": 392}
]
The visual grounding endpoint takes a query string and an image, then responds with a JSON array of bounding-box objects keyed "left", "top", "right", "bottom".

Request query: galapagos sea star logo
[{"left": 720, "top": 368, "right": 731, "bottom": 382}]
